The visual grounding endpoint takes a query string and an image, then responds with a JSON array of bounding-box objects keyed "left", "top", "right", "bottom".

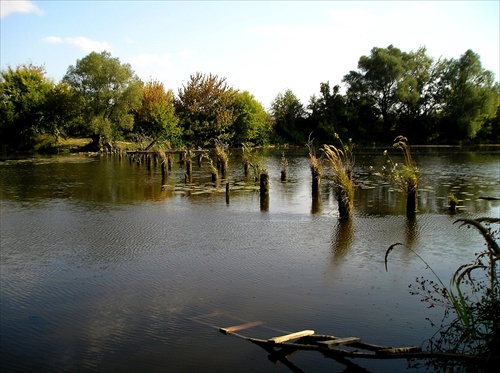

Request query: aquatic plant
[
  {"left": 214, "top": 138, "right": 229, "bottom": 177},
  {"left": 306, "top": 135, "right": 322, "bottom": 194},
  {"left": 385, "top": 218, "right": 500, "bottom": 371},
  {"left": 242, "top": 143, "right": 265, "bottom": 182},
  {"left": 449, "top": 193, "right": 459, "bottom": 214},
  {"left": 380, "top": 136, "right": 419, "bottom": 215},
  {"left": 321, "top": 134, "right": 355, "bottom": 219}
]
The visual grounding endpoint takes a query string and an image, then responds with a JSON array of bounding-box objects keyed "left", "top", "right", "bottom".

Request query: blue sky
[{"left": 1, "top": 0, "right": 499, "bottom": 109}]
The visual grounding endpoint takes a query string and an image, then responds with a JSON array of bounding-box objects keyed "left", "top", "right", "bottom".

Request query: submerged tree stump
[
  {"left": 406, "top": 181, "right": 418, "bottom": 216},
  {"left": 281, "top": 170, "right": 287, "bottom": 182},
  {"left": 311, "top": 169, "right": 321, "bottom": 194},
  {"left": 244, "top": 160, "right": 250, "bottom": 178},
  {"left": 260, "top": 172, "right": 269, "bottom": 196}
]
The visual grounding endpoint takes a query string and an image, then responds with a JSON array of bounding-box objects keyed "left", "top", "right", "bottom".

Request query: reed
[
  {"left": 322, "top": 135, "right": 354, "bottom": 219},
  {"left": 449, "top": 192, "right": 458, "bottom": 214},
  {"left": 385, "top": 218, "right": 500, "bottom": 371},
  {"left": 380, "top": 136, "right": 419, "bottom": 215},
  {"left": 307, "top": 136, "right": 322, "bottom": 194},
  {"left": 214, "top": 139, "right": 229, "bottom": 177}
]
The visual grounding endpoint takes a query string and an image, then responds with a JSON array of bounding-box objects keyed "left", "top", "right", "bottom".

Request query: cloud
[
  {"left": 0, "top": 0, "right": 43, "bottom": 18},
  {"left": 43, "top": 36, "right": 113, "bottom": 53}
]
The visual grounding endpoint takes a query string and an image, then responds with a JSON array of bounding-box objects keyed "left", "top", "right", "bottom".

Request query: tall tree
[
  {"left": 343, "top": 45, "right": 408, "bottom": 139},
  {"left": 440, "top": 50, "right": 498, "bottom": 141},
  {"left": 63, "top": 51, "right": 142, "bottom": 149},
  {"left": 134, "top": 79, "right": 181, "bottom": 147},
  {"left": 270, "top": 89, "right": 306, "bottom": 143},
  {"left": 175, "top": 72, "right": 236, "bottom": 146},
  {"left": 307, "top": 82, "right": 349, "bottom": 142},
  {"left": 231, "top": 91, "right": 273, "bottom": 146},
  {"left": 0, "top": 64, "right": 55, "bottom": 150}
]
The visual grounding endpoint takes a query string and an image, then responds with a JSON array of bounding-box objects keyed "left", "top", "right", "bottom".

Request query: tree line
[{"left": 1, "top": 45, "right": 498, "bottom": 153}]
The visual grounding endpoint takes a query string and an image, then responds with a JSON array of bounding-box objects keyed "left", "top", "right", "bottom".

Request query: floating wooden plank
[
  {"left": 219, "top": 321, "right": 264, "bottom": 335},
  {"left": 318, "top": 337, "right": 362, "bottom": 347},
  {"left": 269, "top": 330, "right": 315, "bottom": 344},
  {"left": 376, "top": 346, "right": 421, "bottom": 355}
]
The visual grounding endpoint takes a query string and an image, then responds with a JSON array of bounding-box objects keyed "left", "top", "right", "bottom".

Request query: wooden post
[
  {"left": 260, "top": 172, "right": 269, "bottom": 196},
  {"left": 167, "top": 153, "right": 172, "bottom": 171},
  {"left": 281, "top": 170, "right": 287, "bottom": 182},
  {"left": 161, "top": 162, "right": 166, "bottom": 178},
  {"left": 244, "top": 160, "right": 250, "bottom": 178},
  {"left": 186, "top": 158, "right": 192, "bottom": 184},
  {"left": 226, "top": 182, "right": 230, "bottom": 205},
  {"left": 406, "top": 181, "right": 417, "bottom": 216},
  {"left": 311, "top": 169, "right": 321, "bottom": 194},
  {"left": 311, "top": 190, "right": 321, "bottom": 214}
]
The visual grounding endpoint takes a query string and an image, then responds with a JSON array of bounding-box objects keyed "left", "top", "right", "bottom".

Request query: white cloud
[
  {"left": 43, "top": 36, "right": 112, "bottom": 53},
  {"left": 0, "top": 0, "right": 43, "bottom": 18}
]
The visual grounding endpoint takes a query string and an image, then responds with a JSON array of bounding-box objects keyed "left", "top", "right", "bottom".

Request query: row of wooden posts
[{"left": 125, "top": 149, "right": 272, "bottom": 205}]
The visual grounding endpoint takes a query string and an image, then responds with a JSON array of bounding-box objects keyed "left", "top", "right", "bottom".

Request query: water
[{"left": 1, "top": 147, "right": 499, "bottom": 372}]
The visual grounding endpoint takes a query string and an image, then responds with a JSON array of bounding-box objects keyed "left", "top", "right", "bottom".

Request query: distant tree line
[{"left": 1, "top": 46, "right": 498, "bottom": 153}]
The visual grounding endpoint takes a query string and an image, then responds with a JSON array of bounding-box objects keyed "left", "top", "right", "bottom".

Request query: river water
[{"left": 1, "top": 147, "right": 499, "bottom": 372}]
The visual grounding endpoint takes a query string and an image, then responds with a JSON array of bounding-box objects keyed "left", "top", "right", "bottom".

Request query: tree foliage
[
  {"left": 270, "top": 89, "right": 306, "bottom": 143},
  {"left": 63, "top": 51, "right": 142, "bottom": 149},
  {"left": 2, "top": 47, "right": 498, "bottom": 153},
  {"left": 308, "top": 82, "right": 350, "bottom": 142},
  {"left": 175, "top": 72, "right": 237, "bottom": 146},
  {"left": 134, "top": 79, "right": 181, "bottom": 147},
  {"left": 0, "top": 64, "right": 56, "bottom": 150},
  {"left": 440, "top": 50, "right": 498, "bottom": 141},
  {"left": 232, "top": 91, "right": 273, "bottom": 146}
]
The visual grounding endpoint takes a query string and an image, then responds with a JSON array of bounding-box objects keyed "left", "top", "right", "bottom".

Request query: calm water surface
[{"left": 1, "top": 147, "right": 499, "bottom": 372}]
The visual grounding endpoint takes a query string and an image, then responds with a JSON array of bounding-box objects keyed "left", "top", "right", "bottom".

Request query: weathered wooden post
[
  {"left": 259, "top": 170, "right": 270, "bottom": 211},
  {"left": 260, "top": 172, "right": 269, "bottom": 212},
  {"left": 406, "top": 181, "right": 418, "bottom": 216},
  {"left": 448, "top": 193, "right": 458, "bottom": 214},
  {"left": 161, "top": 161, "right": 167, "bottom": 179},
  {"left": 244, "top": 159, "right": 250, "bottom": 179},
  {"left": 311, "top": 190, "right": 321, "bottom": 214},
  {"left": 186, "top": 157, "right": 192, "bottom": 184},
  {"left": 281, "top": 152, "right": 288, "bottom": 182},
  {"left": 226, "top": 182, "right": 230, "bottom": 205},
  {"left": 259, "top": 171, "right": 269, "bottom": 196},
  {"left": 167, "top": 153, "right": 172, "bottom": 171}
]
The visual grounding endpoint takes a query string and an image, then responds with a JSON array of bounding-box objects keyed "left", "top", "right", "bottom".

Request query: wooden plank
[
  {"left": 376, "top": 346, "right": 421, "bottom": 355},
  {"left": 318, "top": 337, "right": 362, "bottom": 347},
  {"left": 269, "top": 330, "right": 315, "bottom": 344},
  {"left": 219, "top": 321, "right": 263, "bottom": 335}
]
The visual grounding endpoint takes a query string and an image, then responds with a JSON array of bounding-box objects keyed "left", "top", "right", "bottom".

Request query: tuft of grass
[
  {"left": 307, "top": 135, "right": 323, "bottom": 178},
  {"left": 322, "top": 135, "right": 355, "bottom": 219}
]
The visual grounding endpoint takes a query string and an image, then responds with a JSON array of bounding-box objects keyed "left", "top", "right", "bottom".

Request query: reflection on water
[
  {"left": 0, "top": 148, "right": 499, "bottom": 372},
  {"left": 331, "top": 218, "right": 354, "bottom": 260}
]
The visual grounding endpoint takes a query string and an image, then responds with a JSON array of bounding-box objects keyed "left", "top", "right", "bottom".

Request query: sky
[{"left": 1, "top": 0, "right": 499, "bottom": 109}]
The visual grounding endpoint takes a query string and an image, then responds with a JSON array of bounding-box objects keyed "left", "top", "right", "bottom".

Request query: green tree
[
  {"left": 232, "top": 91, "right": 273, "bottom": 146},
  {"left": 175, "top": 72, "right": 237, "bottom": 146},
  {"left": 440, "top": 50, "right": 498, "bottom": 141},
  {"left": 134, "top": 79, "right": 181, "bottom": 147},
  {"left": 343, "top": 45, "right": 409, "bottom": 139},
  {"left": 0, "top": 64, "right": 56, "bottom": 151},
  {"left": 307, "top": 82, "right": 349, "bottom": 142},
  {"left": 270, "top": 89, "right": 306, "bottom": 143},
  {"left": 63, "top": 51, "right": 142, "bottom": 149}
]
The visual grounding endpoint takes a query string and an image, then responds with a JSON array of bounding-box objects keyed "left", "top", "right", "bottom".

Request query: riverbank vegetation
[
  {"left": 386, "top": 218, "right": 500, "bottom": 372},
  {"left": 1, "top": 45, "right": 498, "bottom": 155}
]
